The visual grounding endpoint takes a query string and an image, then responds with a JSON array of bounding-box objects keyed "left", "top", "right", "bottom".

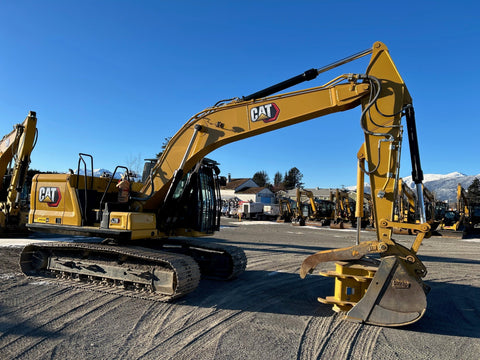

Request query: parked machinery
[
  {"left": 391, "top": 178, "right": 417, "bottom": 234},
  {"left": 440, "top": 184, "right": 469, "bottom": 233},
  {"left": 277, "top": 197, "right": 294, "bottom": 223},
  {"left": 330, "top": 188, "right": 356, "bottom": 229},
  {"left": 0, "top": 112, "right": 37, "bottom": 234},
  {"left": 423, "top": 186, "right": 440, "bottom": 231},
  {"left": 310, "top": 198, "right": 335, "bottom": 226}
]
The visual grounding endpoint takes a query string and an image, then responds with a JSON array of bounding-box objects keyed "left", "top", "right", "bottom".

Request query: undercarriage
[{"left": 20, "top": 239, "right": 247, "bottom": 301}]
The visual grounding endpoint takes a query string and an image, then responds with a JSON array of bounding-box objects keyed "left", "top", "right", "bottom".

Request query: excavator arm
[
  {"left": 0, "top": 111, "right": 37, "bottom": 232},
  {"left": 297, "top": 43, "right": 430, "bottom": 326}
]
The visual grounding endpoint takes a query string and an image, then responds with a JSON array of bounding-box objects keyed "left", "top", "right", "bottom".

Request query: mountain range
[
  {"left": 403, "top": 172, "right": 480, "bottom": 202},
  {"left": 348, "top": 172, "right": 479, "bottom": 203}
]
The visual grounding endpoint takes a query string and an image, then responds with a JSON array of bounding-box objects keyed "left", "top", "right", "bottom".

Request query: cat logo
[
  {"left": 250, "top": 103, "right": 280, "bottom": 123},
  {"left": 38, "top": 187, "right": 62, "bottom": 207}
]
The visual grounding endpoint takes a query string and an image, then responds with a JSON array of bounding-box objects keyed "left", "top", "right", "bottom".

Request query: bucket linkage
[{"left": 300, "top": 220, "right": 430, "bottom": 327}]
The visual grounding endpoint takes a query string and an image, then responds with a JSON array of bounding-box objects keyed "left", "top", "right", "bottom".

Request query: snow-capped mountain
[
  {"left": 347, "top": 172, "right": 480, "bottom": 202},
  {"left": 403, "top": 172, "right": 480, "bottom": 202}
]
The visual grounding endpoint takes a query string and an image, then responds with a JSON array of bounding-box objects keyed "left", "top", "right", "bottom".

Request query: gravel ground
[{"left": 0, "top": 219, "right": 479, "bottom": 359}]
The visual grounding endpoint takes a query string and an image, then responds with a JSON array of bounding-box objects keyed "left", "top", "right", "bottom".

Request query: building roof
[
  {"left": 221, "top": 178, "right": 252, "bottom": 190},
  {"left": 284, "top": 188, "right": 335, "bottom": 198},
  {"left": 236, "top": 187, "right": 270, "bottom": 195}
]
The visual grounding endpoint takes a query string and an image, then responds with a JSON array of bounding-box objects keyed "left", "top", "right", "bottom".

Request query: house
[
  {"left": 236, "top": 186, "right": 275, "bottom": 203},
  {"left": 220, "top": 177, "right": 275, "bottom": 204}
]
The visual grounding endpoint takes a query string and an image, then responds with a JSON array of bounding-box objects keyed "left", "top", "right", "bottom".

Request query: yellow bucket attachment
[
  {"left": 319, "top": 256, "right": 429, "bottom": 326},
  {"left": 318, "top": 259, "right": 378, "bottom": 312}
]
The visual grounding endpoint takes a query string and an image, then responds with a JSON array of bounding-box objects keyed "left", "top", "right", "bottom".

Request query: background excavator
[
  {"left": 308, "top": 197, "right": 335, "bottom": 226},
  {"left": 292, "top": 188, "right": 330, "bottom": 226},
  {"left": 276, "top": 197, "right": 294, "bottom": 223},
  {"left": 423, "top": 185, "right": 440, "bottom": 232},
  {"left": 391, "top": 178, "right": 418, "bottom": 234},
  {"left": 21, "top": 41, "right": 430, "bottom": 327},
  {"left": 0, "top": 111, "right": 37, "bottom": 234},
  {"left": 439, "top": 183, "right": 478, "bottom": 236},
  {"left": 330, "top": 188, "right": 356, "bottom": 229}
]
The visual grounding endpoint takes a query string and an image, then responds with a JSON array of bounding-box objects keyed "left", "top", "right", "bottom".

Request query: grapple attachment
[
  {"left": 317, "top": 256, "right": 428, "bottom": 326},
  {"left": 300, "top": 237, "right": 429, "bottom": 327}
]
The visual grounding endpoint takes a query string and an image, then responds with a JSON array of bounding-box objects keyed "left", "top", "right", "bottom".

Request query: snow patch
[
  {"left": 0, "top": 238, "right": 56, "bottom": 247},
  {"left": 0, "top": 273, "right": 19, "bottom": 280},
  {"left": 230, "top": 221, "right": 280, "bottom": 226},
  {"left": 29, "top": 281, "right": 52, "bottom": 286}
]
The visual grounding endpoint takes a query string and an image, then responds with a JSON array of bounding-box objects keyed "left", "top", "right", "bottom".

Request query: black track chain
[
  {"left": 157, "top": 238, "right": 247, "bottom": 280},
  {"left": 21, "top": 242, "right": 200, "bottom": 302}
]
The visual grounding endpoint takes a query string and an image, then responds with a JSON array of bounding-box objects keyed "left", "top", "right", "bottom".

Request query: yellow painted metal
[
  {"left": 138, "top": 80, "right": 370, "bottom": 211},
  {"left": 0, "top": 111, "right": 37, "bottom": 229},
  {"left": 318, "top": 261, "right": 377, "bottom": 312},
  {"left": 361, "top": 42, "right": 410, "bottom": 246},
  {"left": 108, "top": 211, "right": 158, "bottom": 239},
  {"left": 29, "top": 174, "right": 80, "bottom": 226},
  {"left": 28, "top": 173, "right": 116, "bottom": 226},
  {"left": 300, "top": 240, "right": 388, "bottom": 278}
]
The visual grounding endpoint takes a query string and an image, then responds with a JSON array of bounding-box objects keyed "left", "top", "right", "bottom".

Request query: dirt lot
[{"left": 0, "top": 220, "right": 479, "bottom": 359}]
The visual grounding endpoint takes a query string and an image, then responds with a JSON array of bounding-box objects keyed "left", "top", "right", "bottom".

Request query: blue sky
[{"left": 1, "top": 1, "right": 479, "bottom": 188}]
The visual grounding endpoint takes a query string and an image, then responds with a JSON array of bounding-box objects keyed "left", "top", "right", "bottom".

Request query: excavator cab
[{"left": 159, "top": 158, "right": 221, "bottom": 235}]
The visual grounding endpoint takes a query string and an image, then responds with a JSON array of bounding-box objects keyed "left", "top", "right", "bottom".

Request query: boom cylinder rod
[
  {"left": 179, "top": 124, "right": 202, "bottom": 171},
  {"left": 162, "top": 124, "right": 203, "bottom": 209},
  {"left": 416, "top": 183, "right": 427, "bottom": 224},
  {"left": 315, "top": 47, "right": 372, "bottom": 76},
  {"left": 355, "top": 158, "right": 365, "bottom": 245},
  {"left": 405, "top": 105, "right": 423, "bottom": 184},
  {"left": 242, "top": 47, "right": 372, "bottom": 101},
  {"left": 405, "top": 105, "right": 427, "bottom": 223}
]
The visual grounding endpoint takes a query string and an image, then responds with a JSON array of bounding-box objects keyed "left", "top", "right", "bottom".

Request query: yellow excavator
[
  {"left": 399, "top": 178, "right": 417, "bottom": 224},
  {"left": 423, "top": 186, "right": 440, "bottom": 231},
  {"left": 439, "top": 184, "right": 467, "bottom": 233},
  {"left": 277, "top": 197, "right": 294, "bottom": 223},
  {"left": 21, "top": 42, "right": 430, "bottom": 326},
  {"left": 309, "top": 198, "right": 335, "bottom": 226},
  {"left": 330, "top": 188, "right": 356, "bottom": 229},
  {"left": 391, "top": 178, "right": 417, "bottom": 234},
  {"left": 284, "top": 189, "right": 334, "bottom": 226},
  {"left": 292, "top": 188, "right": 309, "bottom": 226},
  {"left": 0, "top": 111, "right": 38, "bottom": 234}
]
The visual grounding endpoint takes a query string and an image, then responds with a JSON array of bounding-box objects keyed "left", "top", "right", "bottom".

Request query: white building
[{"left": 220, "top": 178, "right": 275, "bottom": 203}]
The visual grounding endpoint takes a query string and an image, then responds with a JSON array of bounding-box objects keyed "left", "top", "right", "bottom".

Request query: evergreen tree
[
  {"left": 274, "top": 171, "right": 283, "bottom": 186},
  {"left": 252, "top": 170, "right": 269, "bottom": 187},
  {"left": 283, "top": 167, "right": 304, "bottom": 190},
  {"left": 467, "top": 178, "right": 480, "bottom": 202},
  {"left": 156, "top": 137, "right": 172, "bottom": 158}
]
